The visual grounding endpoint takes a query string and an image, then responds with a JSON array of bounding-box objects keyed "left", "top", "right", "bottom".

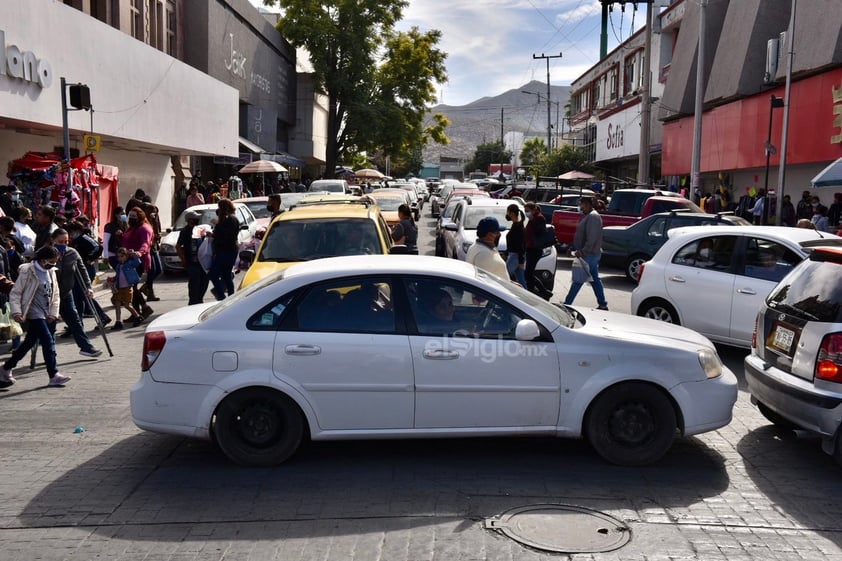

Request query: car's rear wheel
[
  {"left": 214, "top": 388, "right": 304, "bottom": 466},
  {"left": 638, "top": 299, "right": 680, "bottom": 325},
  {"left": 756, "top": 401, "right": 799, "bottom": 430},
  {"left": 625, "top": 254, "right": 649, "bottom": 283},
  {"left": 586, "top": 382, "right": 677, "bottom": 465}
]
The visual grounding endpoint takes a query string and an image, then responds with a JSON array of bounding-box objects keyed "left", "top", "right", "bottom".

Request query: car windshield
[
  {"left": 174, "top": 208, "right": 219, "bottom": 229},
  {"left": 372, "top": 197, "right": 404, "bottom": 211},
  {"left": 279, "top": 193, "right": 306, "bottom": 208},
  {"left": 259, "top": 218, "right": 381, "bottom": 261},
  {"left": 478, "top": 269, "right": 577, "bottom": 328},
  {"left": 464, "top": 207, "right": 510, "bottom": 229},
  {"left": 767, "top": 259, "right": 842, "bottom": 323},
  {"left": 243, "top": 200, "right": 270, "bottom": 219},
  {"left": 310, "top": 182, "right": 344, "bottom": 192}
]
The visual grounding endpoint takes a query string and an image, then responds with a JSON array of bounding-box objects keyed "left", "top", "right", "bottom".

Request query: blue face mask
[
  {"left": 119, "top": 214, "right": 128, "bottom": 223},
  {"left": 55, "top": 244, "right": 67, "bottom": 254}
]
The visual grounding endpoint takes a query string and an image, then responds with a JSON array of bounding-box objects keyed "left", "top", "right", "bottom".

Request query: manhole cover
[{"left": 484, "top": 504, "right": 631, "bottom": 554}]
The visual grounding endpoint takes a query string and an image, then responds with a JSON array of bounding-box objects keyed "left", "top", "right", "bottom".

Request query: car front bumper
[
  {"left": 673, "top": 366, "right": 738, "bottom": 435},
  {"left": 745, "top": 353, "right": 842, "bottom": 439}
]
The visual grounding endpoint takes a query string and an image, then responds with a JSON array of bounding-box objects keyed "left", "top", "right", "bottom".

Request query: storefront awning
[
  {"left": 238, "top": 136, "right": 269, "bottom": 154},
  {"left": 262, "top": 152, "right": 306, "bottom": 167}
]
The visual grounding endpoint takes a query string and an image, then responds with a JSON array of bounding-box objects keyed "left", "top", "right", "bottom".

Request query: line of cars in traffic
[{"left": 134, "top": 180, "right": 842, "bottom": 468}]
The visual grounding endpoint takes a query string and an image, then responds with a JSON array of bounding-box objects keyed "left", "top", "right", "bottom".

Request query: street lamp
[{"left": 763, "top": 94, "right": 785, "bottom": 224}]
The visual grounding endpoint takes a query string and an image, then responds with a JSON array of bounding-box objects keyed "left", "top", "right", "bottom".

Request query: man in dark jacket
[
  {"left": 176, "top": 211, "right": 209, "bottom": 305},
  {"left": 523, "top": 202, "right": 547, "bottom": 294},
  {"left": 51, "top": 229, "right": 103, "bottom": 358}
]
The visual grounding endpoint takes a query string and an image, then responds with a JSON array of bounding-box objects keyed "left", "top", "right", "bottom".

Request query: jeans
[
  {"left": 564, "top": 253, "right": 607, "bottom": 307},
  {"left": 208, "top": 249, "right": 237, "bottom": 299},
  {"left": 187, "top": 262, "right": 210, "bottom": 305},
  {"left": 59, "top": 292, "right": 97, "bottom": 353},
  {"left": 506, "top": 253, "right": 527, "bottom": 288},
  {"left": 145, "top": 250, "right": 162, "bottom": 290},
  {"left": 3, "top": 318, "right": 58, "bottom": 378}
]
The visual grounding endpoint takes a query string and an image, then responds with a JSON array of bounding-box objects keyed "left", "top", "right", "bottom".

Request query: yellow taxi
[
  {"left": 238, "top": 198, "right": 393, "bottom": 289},
  {"left": 364, "top": 188, "right": 411, "bottom": 226}
]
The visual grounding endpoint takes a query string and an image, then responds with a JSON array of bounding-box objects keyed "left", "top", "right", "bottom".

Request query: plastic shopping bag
[
  {"left": 197, "top": 236, "right": 213, "bottom": 273},
  {"left": 571, "top": 257, "right": 593, "bottom": 283}
]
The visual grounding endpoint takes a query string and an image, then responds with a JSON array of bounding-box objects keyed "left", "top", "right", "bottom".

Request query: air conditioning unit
[{"left": 764, "top": 37, "right": 779, "bottom": 84}]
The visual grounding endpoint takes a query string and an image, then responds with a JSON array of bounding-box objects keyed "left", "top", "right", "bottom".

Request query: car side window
[
  {"left": 672, "top": 235, "right": 736, "bottom": 271},
  {"left": 285, "top": 277, "right": 395, "bottom": 333},
  {"left": 647, "top": 217, "right": 667, "bottom": 238},
  {"left": 743, "top": 238, "right": 801, "bottom": 282},
  {"left": 404, "top": 277, "right": 524, "bottom": 338},
  {"left": 247, "top": 290, "right": 299, "bottom": 330}
]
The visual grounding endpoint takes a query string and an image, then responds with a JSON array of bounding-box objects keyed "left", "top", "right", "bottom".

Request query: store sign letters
[
  {"left": 0, "top": 30, "right": 52, "bottom": 89},
  {"left": 832, "top": 82, "right": 842, "bottom": 144},
  {"left": 224, "top": 32, "right": 271, "bottom": 95}
]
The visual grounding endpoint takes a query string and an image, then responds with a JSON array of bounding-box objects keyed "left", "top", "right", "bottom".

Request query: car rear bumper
[
  {"left": 745, "top": 353, "right": 842, "bottom": 438},
  {"left": 130, "top": 372, "right": 213, "bottom": 439}
]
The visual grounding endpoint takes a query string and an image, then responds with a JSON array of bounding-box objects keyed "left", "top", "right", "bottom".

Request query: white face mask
[
  {"left": 525, "top": 211, "right": 533, "bottom": 219},
  {"left": 699, "top": 248, "right": 711, "bottom": 260}
]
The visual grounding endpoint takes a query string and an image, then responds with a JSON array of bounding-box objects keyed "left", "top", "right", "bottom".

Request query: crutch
[{"left": 75, "top": 267, "right": 114, "bottom": 357}]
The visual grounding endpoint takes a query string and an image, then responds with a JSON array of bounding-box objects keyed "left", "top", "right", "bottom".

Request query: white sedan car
[
  {"left": 632, "top": 225, "right": 842, "bottom": 347},
  {"left": 131, "top": 255, "right": 737, "bottom": 467}
]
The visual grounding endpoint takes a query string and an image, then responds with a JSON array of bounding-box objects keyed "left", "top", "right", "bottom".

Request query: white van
[{"left": 308, "top": 179, "right": 350, "bottom": 194}]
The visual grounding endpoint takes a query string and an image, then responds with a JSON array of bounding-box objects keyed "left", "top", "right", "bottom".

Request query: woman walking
[
  {"left": 0, "top": 246, "right": 69, "bottom": 387},
  {"left": 505, "top": 204, "right": 527, "bottom": 288},
  {"left": 207, "top": 199, "right": 240, "bottom": 300},
  {"left": 120, "top": 206, "right": 154, "bottom": 318}
]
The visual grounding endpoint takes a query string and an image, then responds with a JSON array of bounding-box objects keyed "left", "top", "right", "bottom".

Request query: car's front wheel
[
  {"left": 214, "top": 388, "right": 305, "bottom": 466},
  {"left": 637, "top": 299, "right": 680, "bottom": 325},
  {"left": 625, "top": 254, "right": 649, "bottom": 282},
  {"left": 586, "top": 382, "right": 677, "bottom": 465}
]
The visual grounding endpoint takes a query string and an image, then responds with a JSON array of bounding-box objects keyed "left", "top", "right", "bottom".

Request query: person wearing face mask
[
  {"left": 11, "top": 207, "right": 36, "bottom": 258},
  {"left": 120, "top": 207, "right": 155, "bottom": 318},
  {"left": 0, "top": 185, "right": 22, "bottom": 217},
  {"left": 51, "top": 229, "right": 105, "bottom": 357},
  {"left": 465, "top": 216, "right": 509, "bottom": 280},
  {"left": 207, "top": 199, "right": 240, "bottom": 300},
  {"left": 563, "top": 197, "right": 608, "bottom": 311},
  {"left": 266, "top": 194, "right": 283, "bottom": 221},
  {"left": 504, "top": 204, "right": 527, "bottom": 288},
  {"left": 523, "top": 201, "right": 547, "bottom": 294},
  {"left": 0, "top": 246, "right": 70, "bottom": 388},
  {"left": 33, "top": 204, "right": 58, "bottom": 252},
  {"left": 103, "top": 206, "right": 127, "bottom": 269}
]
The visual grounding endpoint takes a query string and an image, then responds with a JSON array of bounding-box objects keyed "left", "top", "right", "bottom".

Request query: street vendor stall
[{"left": 6, "top": 152, "right": 120, "bottom": 239}]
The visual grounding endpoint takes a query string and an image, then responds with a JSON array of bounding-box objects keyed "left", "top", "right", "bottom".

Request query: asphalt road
[{"left": 0, "top": 213, "right": 840, "bottom": 560}]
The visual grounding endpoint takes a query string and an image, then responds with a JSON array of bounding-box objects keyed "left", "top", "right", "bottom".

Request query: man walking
[
  {"left": 564, "top": 197, "right": 608, "bottom": 310},
  {"left": 176, "top": 211, "right": 209, "bottom": 305},
  {"left": 523, "top": 202, "right": 546, "bottom": 294}
]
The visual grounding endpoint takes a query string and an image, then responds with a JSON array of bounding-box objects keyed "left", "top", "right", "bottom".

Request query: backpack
[{"left": 538, "top": 225, "right": 557, "bottom": 248}]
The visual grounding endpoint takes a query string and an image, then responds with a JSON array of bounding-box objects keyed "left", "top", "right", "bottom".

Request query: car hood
[
  {"left": 239, "top": 261, "right": 297, "bottom": 289},
  {"left": 576, "top": 308, "right": 715, "bottom": 351}
]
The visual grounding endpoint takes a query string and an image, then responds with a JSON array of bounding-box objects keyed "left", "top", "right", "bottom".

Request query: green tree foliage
[
  {"left": 535, "top": 145, "right": 593, "bottom": 178},
  {"left": 263, "top": 0, "right": 449, "bottom": 177},
  {"left": 465, "top": 141, "right": 512, "bottom": 175},
  {"left": 520, "top": 138, "right": 546, "bottom": 167}
]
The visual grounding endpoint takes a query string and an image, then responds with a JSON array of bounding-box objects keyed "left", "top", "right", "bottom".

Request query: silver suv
[{"left": 745, "top": 247, "right": 842, "bottom": 465}]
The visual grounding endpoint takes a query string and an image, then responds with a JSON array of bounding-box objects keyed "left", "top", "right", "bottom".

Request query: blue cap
[{"left": 476, "top": 216, "right": 507, "bottom": 237}]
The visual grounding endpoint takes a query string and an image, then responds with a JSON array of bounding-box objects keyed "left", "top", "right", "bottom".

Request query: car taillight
[
  {"left": 752, "top": 316, "right": 758, "bottom": 349},
  {"left": 636, "top": 262, "right": 646, "bottom": 283},
  {"left": 815, "top": 333, "right": 842, "bottom": 383},
  {"left": 142, "top": 331, "right": 167, "bottom": 371}
]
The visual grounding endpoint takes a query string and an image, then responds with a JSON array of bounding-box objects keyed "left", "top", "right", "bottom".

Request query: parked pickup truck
[{"left": 552, "top": 189, "right": 702, "bottom": 246}]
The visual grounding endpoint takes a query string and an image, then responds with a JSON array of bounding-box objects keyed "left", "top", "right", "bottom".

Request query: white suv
[
  {"left": 442, "top": 196, "right": 557, "bottom": 290},
  {"left": 308, "top": 179, "right": 350, "bottom": 194}
]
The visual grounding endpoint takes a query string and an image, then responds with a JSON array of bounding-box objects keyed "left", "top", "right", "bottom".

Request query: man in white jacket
[{"left": 465, "top": 216, "right": 509, "bottom": 280}]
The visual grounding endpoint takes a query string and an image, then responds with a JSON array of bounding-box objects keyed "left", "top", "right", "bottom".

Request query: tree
[
  {"left": 536, "top": 145, "right": 593, "bottom": 178},
  {"left": 520, "top": 138, "right": 546, "bottom": 167},
  {"left": 264, "top": 0, "right": 449, "bottom": 177},
  {"left": 465, "top": 141, "right": 512, "bottom": 176}
]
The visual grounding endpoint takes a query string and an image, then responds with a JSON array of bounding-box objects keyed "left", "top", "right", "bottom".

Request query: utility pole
[
  {"left": 776, "top": 0, "right": 797, "bottom": 226},
  {"left": 638, "top": 4, "right": 653, "bottom": 187},
  {"left": 500, "top": 107, "right": 504, "bottom": 146},
  {"left": 690, "top": 0, "right": 707, "bottom": 202},
  {"left": 533, "top": 53, "right": 562, "bottom": 155}
]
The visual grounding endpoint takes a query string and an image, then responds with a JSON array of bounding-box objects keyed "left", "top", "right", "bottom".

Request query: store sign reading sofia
[{"left": 0, "top": 30, "right": 52, "bottom": 89}]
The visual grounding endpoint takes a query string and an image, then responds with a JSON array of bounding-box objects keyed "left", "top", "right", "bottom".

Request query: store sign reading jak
[
  {"left": 0, "top": 30, "right": 53, "bottom": 89},
  {"left": 224, "top": 33, "right": 270, "bottom": 95}
]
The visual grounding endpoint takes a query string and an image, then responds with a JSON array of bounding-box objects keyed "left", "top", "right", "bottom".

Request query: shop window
[
  {"left": 166, "top": 1, "right": 177, "bottom": 56},
  {"left": 130, "top": 0, "right": 143, "bottom": 41}
]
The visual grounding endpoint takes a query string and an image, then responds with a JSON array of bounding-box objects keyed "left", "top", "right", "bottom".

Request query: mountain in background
[{"left": 423, "top": 80, "right": 571, "bottom": 162}]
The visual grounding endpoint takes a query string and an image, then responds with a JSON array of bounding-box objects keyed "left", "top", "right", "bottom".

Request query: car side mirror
[
  {"left": 444, "top": 222, "right": 458, "bottom": 231},
  {"left": 240, "top": 223, "right": 249, "bottom": 230},
  {"left": 515, "top": 319, "right": 541, "bottom": 341}
]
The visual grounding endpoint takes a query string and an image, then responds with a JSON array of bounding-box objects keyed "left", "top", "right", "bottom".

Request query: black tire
[
  {"left": 625, "top": 254, "right": 649, "bottom": 283},
  {"left": 213, "top": 388, "right": 305, "bottom": 466},
  {"left": 637, "top": 299, "right": 680, "bottom": 325},
  {"left": 586, "top": 382, "right": 677, "bottom": 466},
  {"left": 756, "top": 401, "right": 799, "bottom": 430}
]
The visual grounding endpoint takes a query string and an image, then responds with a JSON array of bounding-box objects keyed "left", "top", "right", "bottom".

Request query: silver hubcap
[{"left": 644, "top": 307, "right": 674, "bottom": 323}]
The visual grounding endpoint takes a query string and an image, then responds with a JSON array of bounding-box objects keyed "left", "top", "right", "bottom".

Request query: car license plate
[{"left": 772, "top": 325, "right": 795, "bottom": 353}]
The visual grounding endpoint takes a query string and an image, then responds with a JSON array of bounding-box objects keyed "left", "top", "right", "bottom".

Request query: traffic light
[{"left": 69, "top": 84, "right": 91, "bottom": 110}]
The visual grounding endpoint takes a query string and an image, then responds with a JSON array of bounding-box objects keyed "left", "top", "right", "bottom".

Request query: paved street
[{"left": 2, "top": 224, "right": 842, "bottom": 560}]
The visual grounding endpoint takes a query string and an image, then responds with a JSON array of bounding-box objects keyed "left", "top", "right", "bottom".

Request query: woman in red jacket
[{"left": 120, "top": 207, "right": 155, "bottom": 318}]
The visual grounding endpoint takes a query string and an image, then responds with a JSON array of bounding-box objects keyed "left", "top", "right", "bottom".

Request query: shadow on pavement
[
  {"left": 20, "top": 431, "right": 730, "bottom": 540},
  {"left": 737, "top": 425, "right": 842, "bottom": 548}
]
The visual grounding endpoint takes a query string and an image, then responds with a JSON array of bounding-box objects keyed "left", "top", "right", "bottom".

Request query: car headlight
[
  {"left": 541, "top": 247, "right": 552, "bottom": 257},
  {"left": 697, "top": 348, "right": 723, "bottom": 379},
  {"left": 462, "top": 241, "right": 473, "bottom": 254},
  {"left": 161, "top": 243, "right": 176, "bottom": 254}
]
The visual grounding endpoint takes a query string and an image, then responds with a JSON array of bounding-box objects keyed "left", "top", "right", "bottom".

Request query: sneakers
[
  {"left": 101, "top": 316, "right": 113, "bottom": 327},
  {"left": 141, "top": 306, "right": 154, "bottom": 319},
  {"left": 597, "top": 304, "right": 609, "bottom": 311},
  {"left": 112, "top": 321, "right": 124, "bottom": 331},
  {"left": 48, "top": 373, "right": 71, "bottom": 387},
  {"left": 79, "top": 348, "right": 103, "bottom": 358},
  {"left": 0, "top": 366, "right": 15, "bottom": 386},
  {"left": 131, "top": 316, "right": 144, "bottom": 328}
]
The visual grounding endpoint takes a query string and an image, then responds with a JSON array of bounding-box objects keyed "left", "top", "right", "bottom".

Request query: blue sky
[{"left": 250, "top": 1, "right": 649, "bottom": 106}]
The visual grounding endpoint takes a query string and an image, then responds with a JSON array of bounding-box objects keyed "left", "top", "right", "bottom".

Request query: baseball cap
[
  {"left": 185, "top": 210, "right": 201, "bottom": 222},
  {"left": 476, "top": 216, "right": 507, "bottom": 237}
]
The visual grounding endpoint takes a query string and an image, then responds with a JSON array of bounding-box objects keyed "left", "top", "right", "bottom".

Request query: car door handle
[
  {"left": 668, "top": 275, "right": 686, "bottom": 283},
  {"left": 736, "top": 288, "right": 756, "bottom": 295},
  {"left": 285, "top": 345, "right": 322, "bottom": 356},
  {"left": 422, "top": 349, "right": 459, "bottom": 360}
]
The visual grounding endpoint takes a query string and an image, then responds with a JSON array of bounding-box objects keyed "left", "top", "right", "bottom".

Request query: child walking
[
  {"left": 110, "top": 248, "right": 143, "bottom": 330},
  {"left": 0, "top": 246, "right": 68, "bottom": 388}
]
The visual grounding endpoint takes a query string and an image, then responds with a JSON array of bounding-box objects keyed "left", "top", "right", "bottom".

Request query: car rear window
[{"left": 767, "top": 260, "right": 842, "bottom": 323}]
